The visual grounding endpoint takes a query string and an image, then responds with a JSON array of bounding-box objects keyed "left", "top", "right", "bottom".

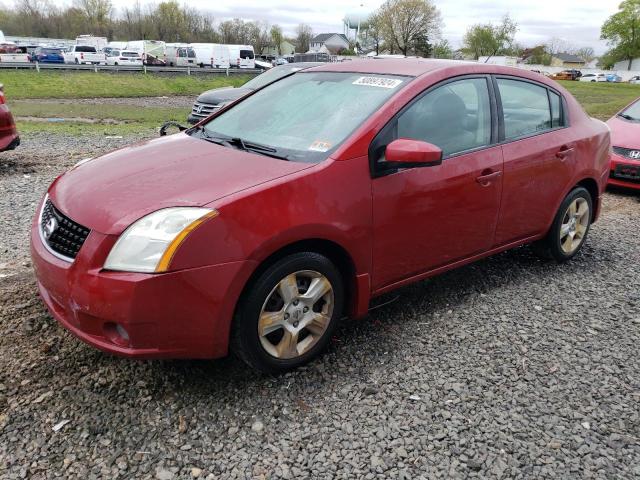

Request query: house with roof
[
  {"left": 262, "top": 40, "right": 296, "bottom": 57},
  {"left": 550, "top": 53, "right": 586, "bottom": 68},
  {"left": 308, "top": 33, "right": 350, "bottom": 54}
]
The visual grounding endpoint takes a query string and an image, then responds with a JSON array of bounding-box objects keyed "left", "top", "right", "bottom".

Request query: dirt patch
[{"left": 16, "top": 116, "right": 124, "bottom": 124}]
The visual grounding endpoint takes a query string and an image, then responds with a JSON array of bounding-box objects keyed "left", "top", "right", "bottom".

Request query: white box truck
[
  {"left": 227, "top": 44, "right": 255, "bottom": 69},
  {"left": 190, "top": 43, "right": 230, "bottom": 69}
]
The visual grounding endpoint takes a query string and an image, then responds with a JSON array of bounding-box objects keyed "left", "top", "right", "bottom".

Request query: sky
[{"left": 105, "top": 0, "right": 622, "bottom": 54}]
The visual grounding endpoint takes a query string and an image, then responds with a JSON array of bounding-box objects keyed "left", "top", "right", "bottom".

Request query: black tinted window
[
  {"left": 76, "top": 45, "right": 97, "bottom": 53},
  {"left": 240, "top": 49, "right": 254, "bottom": 59},
  {"left": 497, "top": 79, "right": 552, "bottom": 139}
]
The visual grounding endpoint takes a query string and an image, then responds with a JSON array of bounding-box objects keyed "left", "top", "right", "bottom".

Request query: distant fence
[{"left": 0, "top": 62, "right": 262, "bottom": 76}]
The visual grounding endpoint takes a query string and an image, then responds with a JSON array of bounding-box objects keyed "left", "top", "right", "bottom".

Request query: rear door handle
[
  {"left": 556, "top": 146, "right": 574, "bottom": 160},
  {"left": 476, "top": 170, "right": 502, "bottom": 186}
]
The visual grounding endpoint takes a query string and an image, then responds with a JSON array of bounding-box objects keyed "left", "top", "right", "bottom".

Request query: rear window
[
  {"left": 240, "top": 49, "right": 254, "bottom": 59},
  {"left": 122, "top": 52, "right": 138, "bottom": 57},
  {"left": 42, "top": 48, "right": 61, "bottom": 54},
  {"left": 76, "top": 45, "right": 97, "bottom": 53}
]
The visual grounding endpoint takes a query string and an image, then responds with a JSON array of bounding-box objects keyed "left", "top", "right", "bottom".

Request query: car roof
[{"left": 306, "top": 58, "right": 555, "bottom": 80}]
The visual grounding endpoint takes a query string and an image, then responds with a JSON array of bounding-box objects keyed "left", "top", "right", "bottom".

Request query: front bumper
[
  {"left": 30, "top": 207, "right": 255, "bottom": 359},
  {"left": 608, "top": 153, "right": 640, "bottom": 191}
]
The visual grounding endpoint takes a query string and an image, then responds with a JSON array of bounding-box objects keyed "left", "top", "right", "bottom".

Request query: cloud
[{"left": 103, "top": 0, "right": 620, "bottom": 53}]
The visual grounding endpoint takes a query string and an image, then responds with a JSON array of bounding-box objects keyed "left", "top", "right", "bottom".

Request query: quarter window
[
  {"left": 396, "top": 78, "right": 492, "bottom": 158},
  {"left": 549, "top": 91, "right": 563, "bottom": 128},
  {"left": 497, "top": 79, "right": 553, "bottom": 139}
]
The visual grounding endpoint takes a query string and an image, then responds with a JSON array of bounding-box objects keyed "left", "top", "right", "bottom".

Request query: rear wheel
[
  {"left": 231, "top": 252, "right": 344, "bottom": 373},
  {"left": 532, "top": 187, "right": 592, "bottom": 262}
]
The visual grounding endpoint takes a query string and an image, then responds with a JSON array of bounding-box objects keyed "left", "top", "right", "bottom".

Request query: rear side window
[
  {"left": 549, "top": 91, "right": 563, "bottom": 128},
  {"left": 497, "top": 79, "right": 552, "bottom": 140}
]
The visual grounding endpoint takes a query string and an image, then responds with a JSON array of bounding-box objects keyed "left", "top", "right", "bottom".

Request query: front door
[{"left": 370, "top": 76, "right": 503, "bottom": 290}]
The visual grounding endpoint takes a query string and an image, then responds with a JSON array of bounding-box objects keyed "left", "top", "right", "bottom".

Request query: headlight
[{"left": 104, "top": 207, "right": 218, "bottom": 273}]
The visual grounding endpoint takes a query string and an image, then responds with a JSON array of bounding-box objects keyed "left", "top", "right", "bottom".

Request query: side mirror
[{"left": 385, "top": 138, "right": 443, "bottom": 167}]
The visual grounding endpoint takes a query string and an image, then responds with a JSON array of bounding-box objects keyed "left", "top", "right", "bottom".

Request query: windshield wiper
[
  {"left": 209, "top": 135, "right": 289, "bottom": 160},
  {"left": 617, "top": 113, "right": 638, "bottom": 121}
]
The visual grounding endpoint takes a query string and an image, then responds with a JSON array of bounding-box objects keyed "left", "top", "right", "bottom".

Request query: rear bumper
[
  {"left": 30, "top": 205, "right": 256, "bottom": 359},
  {"left": 607, "top": 153, "right": 640, "bottom": 191}
]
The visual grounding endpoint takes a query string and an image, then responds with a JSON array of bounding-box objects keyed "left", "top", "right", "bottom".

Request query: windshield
[
  {"left": 620, "top": 99, "right": 640, "bottom": 120},
  {"left": 242, "top": 66, "right": 301, "bottom": 90},
  {"left": 201, "top": 71, "right": 410, "bottom": 162}
]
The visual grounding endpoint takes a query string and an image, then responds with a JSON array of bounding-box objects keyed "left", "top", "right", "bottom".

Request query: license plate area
[{"left": 614, "top": 164, "right": 640, "bottom": 182}]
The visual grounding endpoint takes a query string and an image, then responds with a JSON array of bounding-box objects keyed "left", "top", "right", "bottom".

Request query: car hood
[
  {"left": 49, "top": 133, "right": 313, "bottom": 235},
  {"left": 197, "top": 87, "right": 251, "bottom": 106},
  {"left": 606, "top": 116, "right": 640, "bottom": 149}
]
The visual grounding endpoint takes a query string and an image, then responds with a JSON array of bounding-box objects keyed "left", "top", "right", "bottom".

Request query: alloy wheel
[
  {"left": 258, "top": 270, "right": 334, "bottom": 359},
  {"left": 560, "top": 197, "right": 589, "bottom": 254}
]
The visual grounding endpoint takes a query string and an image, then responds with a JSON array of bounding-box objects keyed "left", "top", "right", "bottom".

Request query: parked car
[
  {"left": 32, "top": 46, "right": 65, "bottom": 63},
  {"left": 105, "top": 50, "right": 142, "bottom": 66},
  {"left": 606, "top": 97, "right": 640, "bottom": 191},
  {"left": 187, "top": 62, "right": 323, "bottom": 124},
  {"left": 64, "top": 45, "right": 106, "bottom": 65},
  {"left": 31, "top": 60, "right": 610, "bottom": 373},
  {"left": 273, "top": 57, "right": 288, "bottom": 66},
  {"left": 629, "top": 76, "right": 640, "bottom": 85},
  {"left": 579, "top": 73, "right": 607, "bottom": 83},
  {"left": 552, "top": 69, "right": 581, "bottom": 81},
  {"left": 0, "top": 84, "right": 19, "bottom": 152},
  {"left": 606, "top": 73, "right": 622, "bottom": 83}
]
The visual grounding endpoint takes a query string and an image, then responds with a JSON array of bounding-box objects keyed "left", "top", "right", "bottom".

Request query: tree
[
  {"left": 361, "top": 12, "right": 384, "bottom": 55},
  {"left": 270, "top": 24, "right": 283, "bottom": 55},
  {"left": 601, "top": 0, "right": 640, "bottom": 70},
  {"left": 432, "top": 39, "right": 454, "bottom": 59},
  {"left": 377, "top": 0, "right": 442, "bottom": 56},
  {"left": 576, "top": 46, "right": 596, "bottom": 64},
  {"left": 462, "top": 14, "right": 518, "bottom": 61},
  {"left": 295, "top": 23, "right": 313, "bottom": 53}
]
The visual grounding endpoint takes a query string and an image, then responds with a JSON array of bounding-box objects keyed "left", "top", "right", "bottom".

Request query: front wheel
[
  {"left": 231, "top": 252, "right": 344, "bottom": 373},
  {"left": 532, "top": 187, "right": 593, "bottom": 262}
]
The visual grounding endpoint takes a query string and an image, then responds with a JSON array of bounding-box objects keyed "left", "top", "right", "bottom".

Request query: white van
[
  {"left": 166, "top": 43, "right": 196, "bottom": 67},
  {"left": 226, "top": 44, "right": 255, "bottom": 69},
  {"left": 190, "top": 43, "right": 230, "bottom": 69},
  {"left": 76, "top": 35, "right": 108, "bottom": 52}
]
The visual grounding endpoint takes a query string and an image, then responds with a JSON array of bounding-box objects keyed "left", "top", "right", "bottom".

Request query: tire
[
  {"left": 231, "top": 252, "right": 344, "bottom": 374},
  {"left": 74, "top": 58, "right": 79, "bottom": 65},
  {"left": 532, "top": 186, "right": 593, "bottom": 262},
  {"left": 114, "top": 62, "right": 118, "bottom": 66}
]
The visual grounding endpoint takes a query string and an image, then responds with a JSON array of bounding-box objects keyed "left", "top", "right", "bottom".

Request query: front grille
[
  {"left": 612, "top": 146, "right": 640, "bottom": 161},
  {"left": 191, "top": 102, "right": 220, "bottom": 118},
  {"left": 40, "top": 199, "right": 90, "bottom": 260}
]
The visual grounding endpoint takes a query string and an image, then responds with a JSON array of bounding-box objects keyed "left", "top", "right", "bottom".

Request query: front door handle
[
  {"left": 556, "top": 146, "right": 574, "bottom": 160},
  {"left": 476, "top": 170, "right": 502, "bottom": 186}
]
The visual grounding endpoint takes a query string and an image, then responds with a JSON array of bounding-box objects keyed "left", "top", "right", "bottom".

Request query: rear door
[{"left": 493, "top": 76, "right": 575, "bottom": 245}]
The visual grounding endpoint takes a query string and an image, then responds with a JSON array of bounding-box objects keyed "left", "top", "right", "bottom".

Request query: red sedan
[
  {"left": 31, "top": 60, "right": 610, "bottom": 372},
  {"left": 606, "top": 97, "right": 640, "bottom": 190},
  {"left": 0, "top": 84, "right": 19, "bottom": 152}
]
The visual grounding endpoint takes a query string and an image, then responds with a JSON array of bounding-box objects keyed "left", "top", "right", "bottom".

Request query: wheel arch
[
  {"left": 575, "top": 177, "right": 599, "bottom": 221},
  {"left": 235, "top": 238, "right": 360, "bottom": 321}
]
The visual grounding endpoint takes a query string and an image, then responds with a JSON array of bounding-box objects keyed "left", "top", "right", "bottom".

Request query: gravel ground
[{"left": 1, "top": 132, "right": 639, "bottom": 479}]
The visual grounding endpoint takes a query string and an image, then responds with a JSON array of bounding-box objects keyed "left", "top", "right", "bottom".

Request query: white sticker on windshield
[
  {"left": 309, "top": 140, "right": 332, "bottom": 152},
  {"left": 353, "top": 76, "right": 403, "bottom": 89}
]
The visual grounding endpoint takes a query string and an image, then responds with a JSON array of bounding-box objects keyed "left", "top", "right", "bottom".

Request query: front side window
[
  {"left": 497, "top": 79, "right": 552, "bottom": 139},
  {"left": 396, "top": 78, "right": 492, "bottom": 157},
  {"left": 201, "top": 72, "right": 409, "bottom": 162}
]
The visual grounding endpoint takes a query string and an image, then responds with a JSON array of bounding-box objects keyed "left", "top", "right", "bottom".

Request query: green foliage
[
  {"left": 462, "top": 14, "right": 518, "bottom": 60},
  {"left": 600, "top": 0, "right": 640, "bottom": 68},
  {"left": 432, "top": 39, "right": 454, "bottom": 59},
  {"left": 0, "top": 71, "right": 252, "bottom": 99},
  {"left": 376, "top": 0, "right": 442, "bottom": 56}
]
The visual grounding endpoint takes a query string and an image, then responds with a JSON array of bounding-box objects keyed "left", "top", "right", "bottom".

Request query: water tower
[{"left": 343, "top": 3, "right": 372, "bottom": 43}]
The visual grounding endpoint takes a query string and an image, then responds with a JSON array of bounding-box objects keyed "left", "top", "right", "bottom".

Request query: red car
[
  {"left": 0, "top": 84, "right": 19, "bottom": 152},
  {"left": 606, "top": 97, "right": 640, "bottom": 190},
  {"left": 31, "top": 60, "right": 610, "bottom": 372}
]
